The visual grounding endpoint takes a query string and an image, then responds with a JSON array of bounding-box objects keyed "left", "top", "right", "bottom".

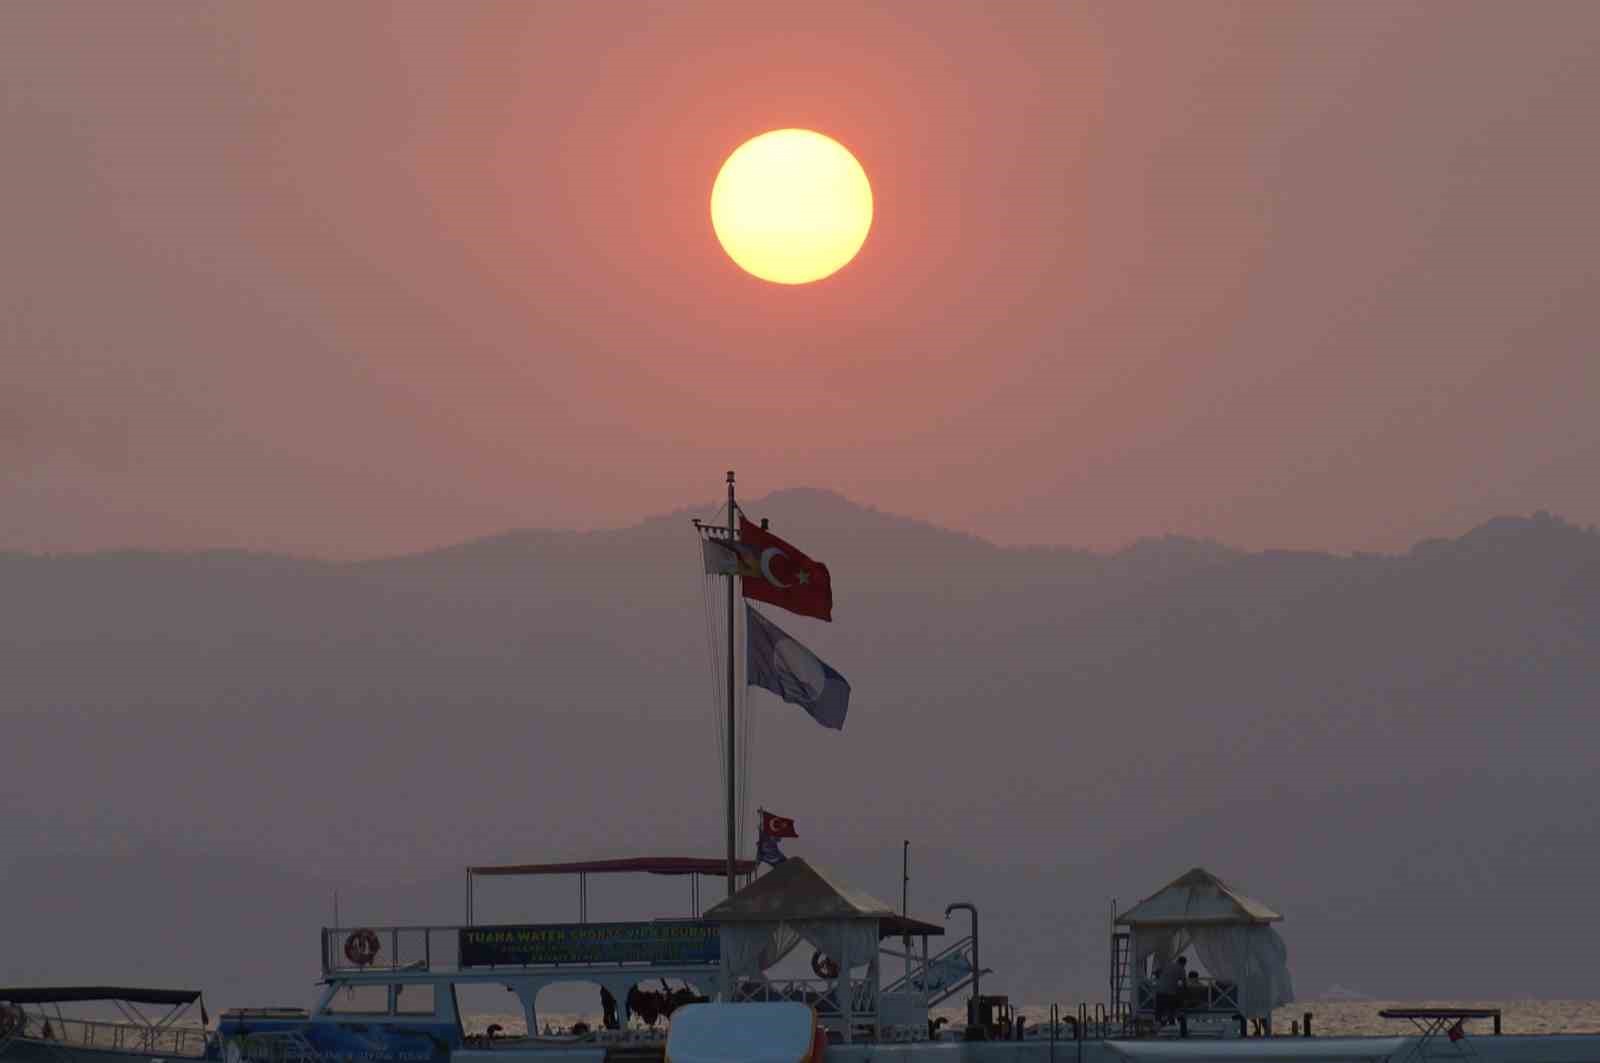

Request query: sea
[{"left": 467, "top": 1000, "right": 1600, "bottom": 1038}]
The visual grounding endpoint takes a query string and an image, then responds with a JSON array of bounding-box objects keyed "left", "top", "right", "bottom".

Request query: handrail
[
  {"left": 880, "top": 933, "right": 975, "bottom": 1005},
  {"left": 18, "top": 1016, "right": 213, "bottom": 1058},
  {"left": 322, "top": 925, "right": 457, "bottom": 974}
]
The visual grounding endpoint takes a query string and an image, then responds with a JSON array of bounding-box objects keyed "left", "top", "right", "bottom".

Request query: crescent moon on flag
[{"left": 759, "top": 547, "right": 792, "bottom": 588}]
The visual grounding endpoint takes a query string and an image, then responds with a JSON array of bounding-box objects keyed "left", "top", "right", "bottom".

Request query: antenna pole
[
  {"left": 726, "top": 470, "right": 738, "bottom": 897},
  {"left": 903, "top": 840, "right": 911, "bottom": 983}
]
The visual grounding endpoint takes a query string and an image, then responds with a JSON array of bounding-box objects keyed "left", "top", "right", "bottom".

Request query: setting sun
[{"left": 710, "top": 129, "right": 873, "bottom": 285}]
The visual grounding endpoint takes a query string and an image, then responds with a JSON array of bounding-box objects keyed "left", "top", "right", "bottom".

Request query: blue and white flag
[
  {"left": 756, "top": 834, "right": 787, "bottom": 865},
  {"left": 745, "top": 604, "right": 850, "bottom": 730}
]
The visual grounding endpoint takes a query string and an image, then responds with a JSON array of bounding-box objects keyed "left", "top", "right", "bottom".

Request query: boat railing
[
  {"left": 321, "top": 922, "right": 725, "bottom": 976},
  {"left": 322, "top": 925, "right": 457, "bottom": 975},
  {"left": 730, "top": 976, "right": 876, "bottom": 1018},
  {"left": 1134, "top": 977, "right": 1240, "bottom": 1016},
  {"left": 23, "top": 1016, "right": 214, "bottom": 1058},
  {"left": 230, "top": 1029, "right": 329, "bottom": 1063}
]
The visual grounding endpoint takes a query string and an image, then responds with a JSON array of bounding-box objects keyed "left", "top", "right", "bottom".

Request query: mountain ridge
[
  {"left": 4, "top": 488, "right": 1593, "bottom": 567},
  {"left": 3, "top": 496, "right": 1598, "bottom": 1005}
]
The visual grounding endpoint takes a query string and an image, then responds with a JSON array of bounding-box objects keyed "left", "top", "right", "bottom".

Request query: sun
[{"left": 710, "top": 129, "right": 873, "bottom": 285}]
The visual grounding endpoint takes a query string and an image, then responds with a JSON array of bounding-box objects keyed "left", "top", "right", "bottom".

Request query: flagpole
[{"left": 725, "top": 469, "right": 738, "bottom": 897}]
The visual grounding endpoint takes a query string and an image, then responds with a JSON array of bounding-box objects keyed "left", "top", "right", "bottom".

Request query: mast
[{"left": 725, "top": 470, "right": 738, "bottom": 897}]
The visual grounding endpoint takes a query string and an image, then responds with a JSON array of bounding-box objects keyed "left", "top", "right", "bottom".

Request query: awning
[
  {"left": 0, "top": 987, "right": 202, "bottom": 1006},
  {"left": 878, "top": 914, "right": 945, "bottom": 939},
  {"left": 467, "top": 857, "right": 760, "bottom": 877}
]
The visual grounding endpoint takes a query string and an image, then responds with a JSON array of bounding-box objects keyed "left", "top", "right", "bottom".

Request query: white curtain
[
  {"left": 790, "top": 920, "right": 879, "bottom": 974},
  {"left": 1189, "top": 926, "right": 1294, "bottom": 1018},
  {"left": 1132, "top": 927, "right": 1191, "bottom": 981},
  {"left": 720, "top": 921, "right": 803, "bottom": 978}
]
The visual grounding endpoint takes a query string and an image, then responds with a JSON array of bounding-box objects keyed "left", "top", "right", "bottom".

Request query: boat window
[
  {"left": 393, "top": 985, "right": 437, "bottom": 1016},
  {"left": 452, "top": 983, "right": 525, "bottom": 1038},
  {"left": 323, "top": 985, "right": 390, "bottom": 1015}
]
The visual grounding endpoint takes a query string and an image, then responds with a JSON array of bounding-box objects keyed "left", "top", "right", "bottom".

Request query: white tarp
[{"left": 666, "top": 1002, "right": 817, "bottom": 1063}]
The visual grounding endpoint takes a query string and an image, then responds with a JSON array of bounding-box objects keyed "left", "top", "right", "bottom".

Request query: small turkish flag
[
  {"left": 1447, "top": 1021, "right": 1465, "bottom": 1043},
  {"left": 739, "top": 518, "right": 833, "bottom": 622},
  {"left": 761, "top": 810, "right": 799, "bottom": 839}
]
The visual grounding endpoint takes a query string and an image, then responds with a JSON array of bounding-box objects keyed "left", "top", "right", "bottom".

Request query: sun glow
[{"left": 710, "top": 129, "right": 873, "bottom": 285}]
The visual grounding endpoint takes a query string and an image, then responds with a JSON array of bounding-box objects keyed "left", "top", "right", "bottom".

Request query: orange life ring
[
  {"left": 811, "top": 951, "right": 840, "bottom": 979},
  {"left": 344, "top": 928, "right": 381, "bottom": 967}
]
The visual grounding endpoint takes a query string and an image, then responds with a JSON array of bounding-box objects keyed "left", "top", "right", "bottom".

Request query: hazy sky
[{"left": 4, "top": 1, "right": 1597, "bottom": 557}]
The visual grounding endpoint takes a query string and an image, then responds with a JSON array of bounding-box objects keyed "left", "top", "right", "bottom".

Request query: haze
[
  {"left": 4, "top": 2, "right": 1597, "bottom": 557},
  {"left": 4, "top": 492, "right": 1598, "bottom": 1006},
  {"left": 4, "top": 0, "right": 1600, "bottom": 1017}
]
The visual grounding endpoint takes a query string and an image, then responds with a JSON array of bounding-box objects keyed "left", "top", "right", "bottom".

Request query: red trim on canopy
[{"left": 467, "top": 857, "right": 760, "bottom": 877}]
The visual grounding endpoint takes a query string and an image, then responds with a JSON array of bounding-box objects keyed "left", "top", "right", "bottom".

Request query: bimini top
[
  {"left": 467, "top": 857, "right": 760, "bottom": 878},
  {"left": 1115, "top": 867, "right": 1282, "bottom": 927},
  {"left": 0, "top": 987, "right": 203, "bottom": 1006}
]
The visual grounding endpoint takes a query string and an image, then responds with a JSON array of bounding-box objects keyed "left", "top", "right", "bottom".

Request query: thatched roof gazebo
[
  {"left": 703, "top": 858, "right": 942, "bottom": 1042},
  {"left": 1116, "top": 868, "right": 1294, "bottom": 1022}
]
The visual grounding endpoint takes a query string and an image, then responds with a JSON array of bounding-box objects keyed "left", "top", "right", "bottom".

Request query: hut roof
[
  {"left": 1115, "top": 867, "right": 1282, "bottom": 926},
  {"left": 703, "top": 858, "right": 898, "bottom": 923}
]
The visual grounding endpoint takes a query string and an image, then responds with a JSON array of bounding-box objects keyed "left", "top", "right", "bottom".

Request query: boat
[
  {"left": 213, "top": 476, "right": 1600, "bottom": 1062},
  {"left": 0, "top": 987, "right": 216, "bottom": 1063}
]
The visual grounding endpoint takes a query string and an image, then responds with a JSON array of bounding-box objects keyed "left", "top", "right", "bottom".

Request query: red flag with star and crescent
[
  {"left": 739, "top": 518, "right": 833, "bottom": 621},
  {"left": 760, "top": 809, "right": 799, "bottom": 839}
]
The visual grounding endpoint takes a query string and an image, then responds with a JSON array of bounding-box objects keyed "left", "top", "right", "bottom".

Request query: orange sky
[{"left": 4, "top": 2, "right": 1597, "bottom": 556}]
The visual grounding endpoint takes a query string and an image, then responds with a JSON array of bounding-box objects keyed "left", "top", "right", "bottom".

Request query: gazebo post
[
  {"left": 838, "top": 931, "right": 851, "bottom": 1043},
  {"left": 868, "top": 925, "right": 881, "bottom": 1042},
  {"left": 921, "top": 934, "right": 931, "bottom": 1009}
]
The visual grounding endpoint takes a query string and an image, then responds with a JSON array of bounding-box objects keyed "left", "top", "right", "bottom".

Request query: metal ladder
[
  {"left": 1109, "top": 931, "right": 1131, "bottom": 1024},
  {"left": 881, "top": 934, "right": 980, "bottom": 1007}
]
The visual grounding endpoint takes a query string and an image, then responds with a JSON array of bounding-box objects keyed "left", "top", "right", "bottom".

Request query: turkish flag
[
  {"left": 761, "top": 810, "right": 799, "bottom": 839},
  {"left": 739, "top": 518, "right": 833, "bottom": 621}
]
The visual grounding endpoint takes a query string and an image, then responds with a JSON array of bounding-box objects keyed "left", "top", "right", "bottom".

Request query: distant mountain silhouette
[{"left": 4, "top": 496, "right": 1598, "bottom": 1006}]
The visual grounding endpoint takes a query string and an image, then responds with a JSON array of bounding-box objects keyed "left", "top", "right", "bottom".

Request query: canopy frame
[{"left": 464, "top": 857, "right": 760, "bottom": 925}]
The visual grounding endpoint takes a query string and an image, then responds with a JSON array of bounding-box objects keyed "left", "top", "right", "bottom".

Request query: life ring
[
  {"left": 811, "top": 950, "right": 841, "bottom": 979},
  {"left": 344, "top": 928, "right": 382, "bottom": 967}
]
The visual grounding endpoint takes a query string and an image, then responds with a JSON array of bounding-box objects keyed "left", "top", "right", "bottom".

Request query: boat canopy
[
  {"left": 468, "top": 856, "right": 760, "bottom": 877},
  {"left": 0, "top": 987, "right": 202, "bottom": 1006}
]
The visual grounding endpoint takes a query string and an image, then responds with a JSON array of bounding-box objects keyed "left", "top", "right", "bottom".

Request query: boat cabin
[{"left": 220, "top": 855, "right": 978, "bottom": 1060}]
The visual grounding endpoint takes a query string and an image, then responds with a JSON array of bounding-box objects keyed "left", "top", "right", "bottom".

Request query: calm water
[{"left": 471, "top": 999, "right": 1600, "bottom": 1038}]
